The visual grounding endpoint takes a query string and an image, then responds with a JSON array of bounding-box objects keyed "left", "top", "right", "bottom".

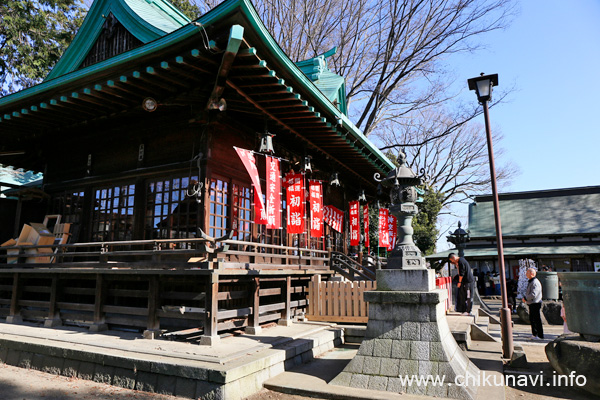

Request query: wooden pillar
[
  {"left": 245, "top": 276, "right": 261, "bottom": 334},
  {"left": 278, "top": 275, "right": 292, "bottom": 326},
  {"left": 90, "top": 273, "right": 107, "bottom": 332},
  {"left": 13, "top": 197, "right": 22, "bottom": 238},
  {"left": 7, "top": 273, "right": 23, "bottom": 324},
  {"left": 144, "top": 275, "right": 161, "bottom": 339},
  {"left": 44, "top": 276, "right": 62, "bottom": 327},
  {"left": 200, "top": 272, "right": 220, "bottom": 345}
]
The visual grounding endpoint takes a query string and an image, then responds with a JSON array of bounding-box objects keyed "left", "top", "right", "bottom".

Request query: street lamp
[{"left": 467, "top": 72, "right": 513, "bottom": 360}]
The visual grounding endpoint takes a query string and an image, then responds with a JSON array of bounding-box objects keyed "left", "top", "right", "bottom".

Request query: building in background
[{"left": 428, "top": 186, "right": 600, "bottom": 277}]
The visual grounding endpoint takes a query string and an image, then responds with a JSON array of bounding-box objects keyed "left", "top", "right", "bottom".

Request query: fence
[
  {"left": 435, "top": 276, "right": 453, "bottom": 312},
  {"left": 306, "top": 275, "right": 454, "bottom": 323},
  {"left": 306, "top": 276, "right": 375, "bottom": 323}
]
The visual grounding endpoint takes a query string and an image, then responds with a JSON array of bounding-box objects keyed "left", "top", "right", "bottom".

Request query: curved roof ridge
[{"left": 45, "top": 0, "right": 190, "bottom": 81}]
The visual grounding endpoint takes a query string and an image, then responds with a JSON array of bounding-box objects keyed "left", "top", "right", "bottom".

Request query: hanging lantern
[
  {"left": 259, "top": 131, "right": 275, "bottom": 154},
  {"left": 330, "top": 172, "right": 340, "bottom": 187}
]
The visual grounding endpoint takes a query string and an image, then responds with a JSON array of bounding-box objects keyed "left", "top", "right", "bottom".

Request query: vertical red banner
[
  {"left": 286, "top": 173, "right": 304, "bottom": 234},
  {"left": 349, "top": 201, "right": 360, "bottom": 246},
  {"left": 309, "top": 180, "right": 323, "bottom": 237},
  {"left": 388, "top": 214, "right": 397, "bottom": 251},
  {"left": 265, "top": 156, "right": 281, "bottom": 229},
  {"left": 363, "top": 203, "right": 370, "bottom": 249},
  {"left": 378, "top": 208, "right": 390, "bottom": 248},
  {"left": 254, "top": 190, "right": 267, "bottom": 224}
]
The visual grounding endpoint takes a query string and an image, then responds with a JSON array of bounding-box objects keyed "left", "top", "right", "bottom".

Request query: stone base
[
  {"left": 44, "top": 318, "right": 63, "bottom": 328},
  {"left": 89, "top": 323, "right": 108, "bottom": 332},
  {"left": 546, "top": 334, "right": 600, "bottom": 396},
  {"left": 331, "top": 270, "right": 478, "bottom": 399},
  {"left": 200, "top": 335, "right": 221, "bottom": 346},
  {"left": 143, "top": 329, "right": 162, "bottom": 340},
  {"left": 6, "top": 315, "right": 22, "bottom": 324},
  {"left": 245, "top": 326, "right": 262, "bottom": 335},
  {"left": 277, "top": 319, "right": 293, "bottom": 327}
]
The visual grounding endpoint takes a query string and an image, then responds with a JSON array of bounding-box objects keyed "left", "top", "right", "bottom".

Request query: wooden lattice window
[
  {"left": 91, "top": 183, "right": 135, "bottom": 241},
  {"left": 145, "top": 175, "right": 199, "bottom": 241},
  {"left": 51, "top": 190, "right": 85, "bottom": 224},
  {"left": 79, "top": 13, "right": 143, "bottom": 69},
  {"left": 208, "top": 177, "right": 229, "bottom": 239},
  {"left": 232, "top": 183, "right": 252, "bottom": 242}
]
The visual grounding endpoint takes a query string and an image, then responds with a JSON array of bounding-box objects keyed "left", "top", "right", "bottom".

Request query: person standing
[
  {"left": 448, "top": 253, "right": 474, "bottom": 315},
  {"left": 523, "top": 268, "right": 544, "bottom": 339}
]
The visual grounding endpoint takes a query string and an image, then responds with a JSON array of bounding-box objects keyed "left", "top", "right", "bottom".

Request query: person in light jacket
[{"left": 522, "top": 268, "right": 544, "bottom": 339}]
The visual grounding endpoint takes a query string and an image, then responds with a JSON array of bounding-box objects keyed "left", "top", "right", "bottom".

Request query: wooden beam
[
  {"left": 203, "top": 273, "right": 219, "bottom": 338},
  {"left": 90, "top": 273, "right": 107, "bottom": 331},
  {"left": 225, "top": 79, "right": 376, "bottom": 188},
  {"left": 246, "top": 276, "right": 261, "bottom": 334}
]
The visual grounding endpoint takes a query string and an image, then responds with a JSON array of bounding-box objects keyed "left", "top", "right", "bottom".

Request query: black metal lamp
[
  {"left": 304, "top": 155, "right": 313, "bottom": 173},
  {"left": 358, "top": 189, "right": 367, "bottom": 203},
  {"left": 259, "top": 131, "right": 275, "bottom": 154},
  {"left": 330, "top": 172, "right": 340, "bottom": 187},
  {"left": 446, "top": 221, "right": 470, "bottom": 258},
  {"left": 467, "top": 73, "right": 498, "bottom": 104}
]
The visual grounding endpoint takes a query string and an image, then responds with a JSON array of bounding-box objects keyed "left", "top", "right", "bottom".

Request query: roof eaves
[{"left": 233, "top": 0, "right": 394, "bottom": 173}]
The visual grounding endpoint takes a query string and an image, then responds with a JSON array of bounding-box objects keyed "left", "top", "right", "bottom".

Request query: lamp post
[{"left": 467, "top": 72, "right": 513, "bottom": 360}]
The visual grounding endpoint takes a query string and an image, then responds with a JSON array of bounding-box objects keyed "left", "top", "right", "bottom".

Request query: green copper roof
[
  {"left": 0, "top": 0, "right": 394, "bottom": 174},
  {"left": 427, "top": 244, "right": 600, "bottom": 260},
  {"left": 45, "top": 0, "right": 190, "bottom": 80},
  {"left": 295, "top": 48, "right": 348, "bottom": 115},
  {"left": 468, "top": 187, "right": 600, "bottom": 238}
]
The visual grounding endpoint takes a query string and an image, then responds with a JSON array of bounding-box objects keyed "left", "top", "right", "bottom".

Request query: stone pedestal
[{"left": 331, "top": 269, "right": 479, "bottom": 399}]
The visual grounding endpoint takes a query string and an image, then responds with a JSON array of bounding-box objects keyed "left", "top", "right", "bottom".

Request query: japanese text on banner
[
  {"left": 349, "top": 201, "right": 360, "bottom": 246},
  {"left": 387, "top": 214, "right": 397, "bottom": 251},
  {"left": 309, "top": 180, "right": 323, "bottom": 237},
  {"left": 265, "top": 156, "right": 281, "bottom": 229},
  {"left": 363, "top": 204, "right": 369, "bottom": 248},
  {"left": 286, "top": 173, "right": 305, "bottom": 234},
  {"left": 378, "top": 208, "right": 390, "bottom": 248}
]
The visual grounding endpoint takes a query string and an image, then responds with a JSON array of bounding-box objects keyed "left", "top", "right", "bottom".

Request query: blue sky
[
  {"left": 436, "top": 0, "right": 600, "bottom": 248},
  {"left": 454, "top": 0, "right": 600, "bottom": 194}
]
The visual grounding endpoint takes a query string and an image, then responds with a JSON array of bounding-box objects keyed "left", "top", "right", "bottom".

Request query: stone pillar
[{"left": 331, "top": 269, "right": 479, "bottom": 399}]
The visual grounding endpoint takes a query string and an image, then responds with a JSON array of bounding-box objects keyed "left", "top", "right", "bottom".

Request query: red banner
[
  {"left": 286, "top": 173, "right": 305, "bottom": 234},
  {"left": 235, "top": 147, "right": 265, "bottom": 219},
  {"left": 349, "top": 201, "right": 360, "bottom": 246},
  {"left": 309, "top": 180, "right": 323, "bottom": 237},
  {"left": 324, "top": 205, "right": 344, "bottom": 233},
  {"left": 265, "top": 156, "right": 281, "bottom": 229},
  {"left": 388, "top": 214, "right": 397, "bottom": 251},
  {"left": 363, "top": 203, "right": 370, "bottom": 248},
  {"left": 378, "top": 208, "right": 390, "bottom": 248}
]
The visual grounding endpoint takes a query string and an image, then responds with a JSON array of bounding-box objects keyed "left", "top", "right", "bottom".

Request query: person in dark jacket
[
  {"left": 448, "top": 253, "right": 474, "bottom": 315},
  {"left": 522, "top": 268, "right": 544, "bottom": 339}
]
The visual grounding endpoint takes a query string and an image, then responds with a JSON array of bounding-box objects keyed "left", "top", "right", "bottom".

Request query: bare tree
[
  {"left": 376, "top": 107, "right": 519, "bottom": 210},
  {"left": 197, "top": 0, "right": 514, "bottom": 137}
]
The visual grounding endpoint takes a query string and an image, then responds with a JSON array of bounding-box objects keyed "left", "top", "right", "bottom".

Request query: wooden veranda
[{"left": 0, "top": 237, "right": 337, "bottom": 342}]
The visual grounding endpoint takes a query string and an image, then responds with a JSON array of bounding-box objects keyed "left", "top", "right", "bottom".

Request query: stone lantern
[
  {"left": 446, "top": 221, "right": 470, "bottom": 258},
  {"left": 332, "top": 150, "right": 479, "bottom": 399},
  {"left": 374, "top": 149, "right": 426, "bottom": 269}
]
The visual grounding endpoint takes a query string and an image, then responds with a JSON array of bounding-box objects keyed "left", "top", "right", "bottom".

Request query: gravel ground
[{"left": 0, "top": 362, "right": 180, "bottom": 400}]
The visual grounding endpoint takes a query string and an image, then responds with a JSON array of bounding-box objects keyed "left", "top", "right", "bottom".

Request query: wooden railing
[{"left": 0, "top": 238, "right": 329, "bottom": 271}]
